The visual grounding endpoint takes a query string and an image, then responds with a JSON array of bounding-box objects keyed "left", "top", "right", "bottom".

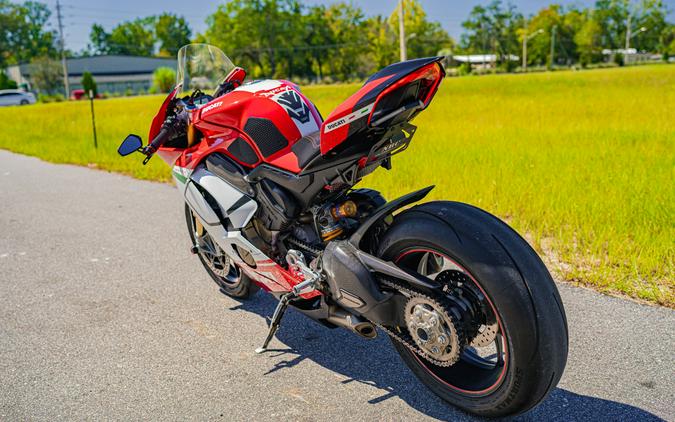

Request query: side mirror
[{"left": 118, "top": 134, "right": 142, "bottom": 156}]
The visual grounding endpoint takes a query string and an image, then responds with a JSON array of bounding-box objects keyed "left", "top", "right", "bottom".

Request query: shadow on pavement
[{"left": 229, "top": 291, "right": 665, "bottom": 422}]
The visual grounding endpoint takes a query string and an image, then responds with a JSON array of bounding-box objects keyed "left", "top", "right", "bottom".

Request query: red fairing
[
  {"left": 149, "top": 87, "right": 179, "bottom": 142},
  {"left": 319, "top": 75, "right": 395, "bottom": 154},
  {"left": 224, "top": 67, "right": 247, "bottom": 87},
  {"left": 320, "top": 57, "right": 445, "bottom": 155},
  {"left": 190, "top": 80, "right": 323, "bottom": 173}
]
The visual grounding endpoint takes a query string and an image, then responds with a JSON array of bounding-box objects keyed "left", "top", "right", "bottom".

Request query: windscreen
[{"left": 176, "top": 44, "right": 236, "bottom": 96}]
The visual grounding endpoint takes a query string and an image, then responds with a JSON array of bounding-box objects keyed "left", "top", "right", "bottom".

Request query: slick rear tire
[
  {"left": 185, "top": 204, "right": 258, "bottom": 299},
  {"left": 376, "top": 201, "right": 568, "bottom": 418}
]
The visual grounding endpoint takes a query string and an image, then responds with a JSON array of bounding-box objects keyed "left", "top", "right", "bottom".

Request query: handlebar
[
  {"left": 149, "top": 127, "right": 171, "bottom": 151},
  {"left": 141, "top": 111, "right": 187, "bottom": 164},
  {"left": 141, "top": 127, "right": 171, "bottom": 165}
]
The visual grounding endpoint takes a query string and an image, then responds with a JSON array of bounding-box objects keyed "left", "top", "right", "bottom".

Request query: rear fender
[{"left": 349, "top": 185, "right": 434, "bottom": 249}]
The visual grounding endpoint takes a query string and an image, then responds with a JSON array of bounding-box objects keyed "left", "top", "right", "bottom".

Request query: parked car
[
  {"left": 0, "top": 89, "right": 36, "bottom": 106},
  {"left": 70, "top": 89, "right": 101, "bottom": 100}
]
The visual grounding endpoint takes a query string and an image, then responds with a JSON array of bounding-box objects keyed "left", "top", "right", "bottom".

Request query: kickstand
[{"left": 255, "top": 292, "right": 294, "bottom": 354}]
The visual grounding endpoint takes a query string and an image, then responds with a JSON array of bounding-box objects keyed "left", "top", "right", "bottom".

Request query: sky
[{"left": 38, "top": 0, "right": 675, "bottom": 53}]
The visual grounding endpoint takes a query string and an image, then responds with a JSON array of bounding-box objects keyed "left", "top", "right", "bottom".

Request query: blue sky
[{"left": 41, "top": 0, "right": 675, "bottom": 52}]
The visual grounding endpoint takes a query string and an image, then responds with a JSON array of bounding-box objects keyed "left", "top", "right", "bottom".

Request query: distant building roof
[{"left": 14, "top": 55, "right": 175, "bottom": 77}]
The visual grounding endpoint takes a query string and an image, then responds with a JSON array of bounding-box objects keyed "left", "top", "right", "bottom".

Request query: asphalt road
[{"left": 0, "top": 150, "right": 673, "bottom": 421}]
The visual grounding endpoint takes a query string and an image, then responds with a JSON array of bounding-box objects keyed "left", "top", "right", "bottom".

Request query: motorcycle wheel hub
[{"left": 404, "top": 297, "right": 460, "bottom": 363}]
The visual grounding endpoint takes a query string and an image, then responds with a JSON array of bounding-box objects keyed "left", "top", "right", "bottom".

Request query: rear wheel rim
[{"left": 395, "top": 248, "right": 508, "bottom": 396}]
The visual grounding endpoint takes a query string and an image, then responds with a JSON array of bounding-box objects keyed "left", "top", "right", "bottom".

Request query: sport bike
[{"left": 118, "top": 44, "right": 567, "bottom": 417}]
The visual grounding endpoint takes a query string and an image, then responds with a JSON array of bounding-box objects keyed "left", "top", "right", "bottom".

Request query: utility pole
[
  {"left": 398, "top": 0, "right": 407, "bottom": 62},
  {"left": 56, "top": 0, "right": 70, "bottom": 98},
  {"left": 550, "top": 25, "right": 557, "bottom": 69}
]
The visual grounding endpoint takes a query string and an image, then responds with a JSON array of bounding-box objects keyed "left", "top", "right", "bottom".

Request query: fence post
[{"left": 89, "top": 89, "right": 98, "bottom": 149}]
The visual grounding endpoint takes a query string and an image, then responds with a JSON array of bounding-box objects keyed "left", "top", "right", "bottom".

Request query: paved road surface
[{"left": 1, "top": 150, "right": 673, "bottom": 421}]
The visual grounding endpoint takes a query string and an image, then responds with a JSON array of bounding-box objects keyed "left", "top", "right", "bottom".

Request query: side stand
[{"left": 255, "top": 292, "right": 294, "bottom": 354}]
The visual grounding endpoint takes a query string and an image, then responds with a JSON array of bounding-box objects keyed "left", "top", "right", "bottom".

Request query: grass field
[{"left": 1, "top": 65, "right": 673, "bottom": 306}]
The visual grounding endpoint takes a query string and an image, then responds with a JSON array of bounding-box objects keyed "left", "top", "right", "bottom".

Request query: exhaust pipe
[{"left": 326, "top": 307, "right": 377, "bottom": 339}]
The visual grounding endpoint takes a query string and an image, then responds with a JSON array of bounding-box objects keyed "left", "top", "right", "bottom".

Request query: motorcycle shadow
[{"left": 229, "top": 291, "right": 665, "bottom": 422}]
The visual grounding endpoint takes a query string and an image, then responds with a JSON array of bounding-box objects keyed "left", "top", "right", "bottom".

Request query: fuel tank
[{"left": 193, "top": 80, "right": 323, "bottom": 173}]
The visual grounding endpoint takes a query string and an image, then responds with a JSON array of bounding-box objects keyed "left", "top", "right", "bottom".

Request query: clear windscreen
[{"left": 176, "top": 44, "right": 236, "bottom": 96}]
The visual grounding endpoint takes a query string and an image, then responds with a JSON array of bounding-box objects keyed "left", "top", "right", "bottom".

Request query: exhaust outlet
[{"left": 326, "top": 307, "right": 377, "bottom": 339}]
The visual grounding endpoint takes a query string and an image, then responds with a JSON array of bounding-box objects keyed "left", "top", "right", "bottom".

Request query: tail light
[{"left": 369, "top": 63, "right": 443, "bottom": 127}]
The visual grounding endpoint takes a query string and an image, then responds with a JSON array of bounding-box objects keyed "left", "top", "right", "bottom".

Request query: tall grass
[{"left": 1, "top": 65, "right": 672, "bottom": 305}]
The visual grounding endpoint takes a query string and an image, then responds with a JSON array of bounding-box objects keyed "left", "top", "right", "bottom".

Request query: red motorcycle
[{"left": 119, "top": 44, "right": 567, "bottom": 417}]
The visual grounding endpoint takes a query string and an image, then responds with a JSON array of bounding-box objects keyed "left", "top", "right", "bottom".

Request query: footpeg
[{"left": 255, "top": 250, "right": 322, "bottom": 354}]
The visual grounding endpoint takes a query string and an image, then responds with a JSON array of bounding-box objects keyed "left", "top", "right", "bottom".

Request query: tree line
[{"left": 1, "top": 0, "right": 674, "bottom": 90}]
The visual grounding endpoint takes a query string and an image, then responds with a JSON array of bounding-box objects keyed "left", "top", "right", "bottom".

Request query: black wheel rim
[{"left": 395, "top": 248, "right": 508, "bottom": 396}]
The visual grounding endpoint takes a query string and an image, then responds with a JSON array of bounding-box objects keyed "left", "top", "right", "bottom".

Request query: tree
[
  {"left": 460, "top": 1, "right": 523, "bottom": 63},
  {"left": 81, "top": 71, "right": 97, "bottom": 97},
  {"left": 387, "top": 0, "right": 455, "bottom": 60},
  {"left": 366, "top": 15, "right": 398, "bottom": 70},
  {"left": 525, "top": 5, "right": 586, "bottom": 67},
  {"left": 152, "top": 67, "right": 176, "bottom": 93},
  {"left": 29, "top": 56, "right": 63, "bottom": 94},
  {"left": 661, "top": 25, "right": 675, "bottom": 57},
  {"left": 88, "top": 18, "right": 156, "bottom": 56},
  {"left": 155, "top": 13, "right": 192, "bottom": 57},
  {"left": 0, "top": 1, "right": 57, "bottom": 68},
  {"left": 303, "top": 5, "right": 335, "bottom": 80},
  {"left": 0, "top": 71, "right": 18, "bottom": 89},
  {"left": 88, "top": 24, "right": 110, "bottom": 55},
  {"left": 594, "top": 0, "right": 669, "bottom": 52},
  {"left": 202, "top": 0, "right": 307, "bottom": 78},
  {"left": 108, "top": 17, "right": 156, "bottom": 56},
  {"left": 575, "top": 11, "right": 603, "bottom": 66},
  {"left": 323, "top": 2, "right": 368, "bottom": 79}
]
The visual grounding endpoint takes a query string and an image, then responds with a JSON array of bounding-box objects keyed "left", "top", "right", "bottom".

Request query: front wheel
[
  {"left": 185, "top": 204, "right": 258, "bottom": 299},
  {"left": 376, "top": 201, "right": 568, "bottom": 418}
]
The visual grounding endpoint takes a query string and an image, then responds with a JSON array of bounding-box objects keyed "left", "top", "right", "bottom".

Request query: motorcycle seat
[{"left": 291, "top": 130, "right": 321, "bottom": 169}]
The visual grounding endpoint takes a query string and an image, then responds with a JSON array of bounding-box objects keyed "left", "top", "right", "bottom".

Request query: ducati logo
[
  {"left": 202, "top": 101, "right": 223, "bottom": 113},
  {"left": 276, "top": 90, "right": 310, "bottom": 124}
]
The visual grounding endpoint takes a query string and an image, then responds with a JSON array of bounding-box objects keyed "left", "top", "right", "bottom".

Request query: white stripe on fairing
[
  {"left": 234, "top": 79, "right": 283, "bottom": 93},
  {"left": 323, "top": 103, "right": 374, "bottom": 133}
]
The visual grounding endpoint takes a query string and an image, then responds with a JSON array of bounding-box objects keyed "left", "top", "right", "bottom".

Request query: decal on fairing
[
  {"left": 275, "top": 90, "right": 310, "bottom": 123},
  {"left": 172, "top": 165, "right": 192, "bottom": 184},
  {"left": 232, "top": 79, "right": 320, "bottom": 137},
  {"left": 272, "top": 88, "right": 319, "bottom": 137},
  {"left": 323, "top": 103, "right": 374, "bottom": 133},
  {"left": 202, "top": 101, "right": 223, "bottom": 113}
]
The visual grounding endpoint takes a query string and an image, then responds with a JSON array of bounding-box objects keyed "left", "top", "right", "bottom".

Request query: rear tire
[
  {"left": 185, "top": 204, "right": 258, "bottom": 299},
  {"left": 376, "top": 201, "right": 568, "bottom": 418}
]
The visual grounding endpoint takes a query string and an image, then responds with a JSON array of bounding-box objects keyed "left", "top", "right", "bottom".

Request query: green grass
[{"left": 1, "top": 65, "right": 673, "bottom": 306}]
